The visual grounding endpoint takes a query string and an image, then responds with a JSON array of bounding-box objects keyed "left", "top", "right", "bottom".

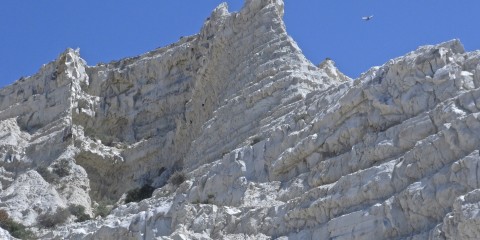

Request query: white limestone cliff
[{"left": 1, "top": 0, "right": 480, "bottom": 239}]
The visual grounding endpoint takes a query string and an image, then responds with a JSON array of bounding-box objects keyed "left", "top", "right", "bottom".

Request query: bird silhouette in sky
[{"left": 362, "top": 15, "right": 374, "bottom": 21}]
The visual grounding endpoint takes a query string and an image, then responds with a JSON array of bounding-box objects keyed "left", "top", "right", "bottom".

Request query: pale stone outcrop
[
  {"left": 0, "top": 228, "right": 14, "bottom": 240},
  {"left": 1, "top": 0, "right": 480, "bottom": 239}
]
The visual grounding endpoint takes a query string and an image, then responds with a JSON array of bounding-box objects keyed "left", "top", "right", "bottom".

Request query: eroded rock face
[{"left": 1, "top": 0, "right": 480, "bottom": 239}]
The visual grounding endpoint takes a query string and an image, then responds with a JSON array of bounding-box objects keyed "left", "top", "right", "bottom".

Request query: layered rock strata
[{"left": 1, "top": 0, "right": 480, "bottom": 239}]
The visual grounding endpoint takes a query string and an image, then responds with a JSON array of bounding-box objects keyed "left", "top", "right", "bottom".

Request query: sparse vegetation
[
  {"left": 36, "top": 166, "right": 56, "bottom": 183},
  {"left": 37, "top": 207, "right": 70, "bottom": 228},
  {"left": 36, "top": 161, "right": 71, "bottom": 183},
  {"left": 169, "top": 171, "right": 186, "bottom": 186},
  {"left": 52, "top": 159, "right": 71, "bottom": 178},
  {"left": 68, "top": 205, "right": 91, "bottom": 222},
  {"left": 94, "top": 201, "right": 112, "bottom": 218},
  {"left": 250, "top": 136, "right": 263, "bottom": 146},
  {"left": 0, "top": 209, "right": 35, "bottom": 239},
  {"left": 125, "top": 184, "right": 155, "bottom": 203}
]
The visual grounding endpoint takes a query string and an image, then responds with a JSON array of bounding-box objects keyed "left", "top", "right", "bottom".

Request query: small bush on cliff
[
  {"left": 125, "top": 185, "right": 155, "bottom": 203},
  {"left": 169, "top": 171, "right": 186, "bottom": 186},
  {"left": 52, "top": 159, "right": 71, "bottom": 177},
  {"left": 37, "top": 160, "right": 71, "bottom": 183},
  {"left": 36, "top": 166, "right": 57, "bottom": 183},
  {"left": 94, "top": 202, "right": 112, "bottom": 218},
  {"left": 37, "top": 207, "right": 70, "bottom": 228},
  {"left": 250, "top": 136, "right": 262, "bottom": 146},
  {"left": 68, "top": 205, "right": 91, "bottom": 222},
  {"left": 0, "top": 209, "right": 35, "bottom": 239}
]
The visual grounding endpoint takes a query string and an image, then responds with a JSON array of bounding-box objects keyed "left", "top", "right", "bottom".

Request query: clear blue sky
[{"left": 1, "top": 1, "right": 479, "bottom": 87}]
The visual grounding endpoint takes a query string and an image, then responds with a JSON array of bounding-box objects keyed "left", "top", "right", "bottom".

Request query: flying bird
[{"left": 362, "top": 15, "right": 374, "bottom": 21}]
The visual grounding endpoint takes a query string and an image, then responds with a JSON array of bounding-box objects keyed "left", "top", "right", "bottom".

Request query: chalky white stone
[{"left": 1, "top": 0, "right": 480, "bottom": 239}]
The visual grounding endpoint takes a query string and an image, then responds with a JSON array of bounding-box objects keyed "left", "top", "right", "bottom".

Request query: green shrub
[
  {"left": 52, "top": 160, "right": 71, "bottom": 177},
  {"left": 169, "top": 171, "right": 186, "bottom": 186},
  {"left": 0, "top": 209, "right": 35, "bottom": 239},
  {"left": 37, "top": 160, "right": 71, "bottom": 183},
  {"left": 37, "top": 207, "right": 70, "bottom": 228},
  {"left": 68, "top": 205, "right": 91, "bottom": 222},
  {"left": 125, "top": 185, "right": 155, "bottom": 203},
  {"left": 75, "top": 214, "right": 91, "bottom": 222},
  {"left": 94, "top": 202, "right": 112, "bottom": 218},
  {"left": 36, "top": 166, "right": 57, "bottom": 183},
  {"left": 250, "top": 136, "right": 262, "bottom": 146},
  {"left": 68, "top": 205, "right": 84, "bottom": 216}
]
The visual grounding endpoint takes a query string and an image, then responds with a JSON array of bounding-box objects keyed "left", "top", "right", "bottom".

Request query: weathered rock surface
[{"left": 1, "top": 0, "right": 480, "bottom": 239}]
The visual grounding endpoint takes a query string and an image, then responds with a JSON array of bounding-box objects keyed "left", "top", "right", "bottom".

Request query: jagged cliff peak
[{"left": 1, "top": 1, "right": 480, "bottom": 239}]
